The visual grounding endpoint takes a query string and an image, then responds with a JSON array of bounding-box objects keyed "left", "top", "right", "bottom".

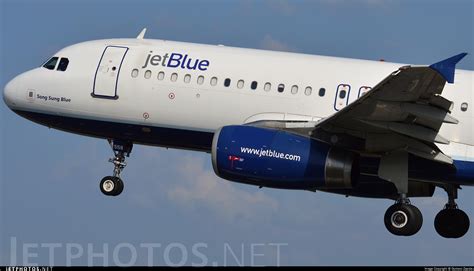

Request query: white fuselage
[{"left": 3, "top": 38, "right": 474, "bottom": 160}]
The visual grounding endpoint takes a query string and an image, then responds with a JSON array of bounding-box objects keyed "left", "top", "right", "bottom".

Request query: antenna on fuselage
[{"left": 136, "top": 28, "right": 147, "bottom": 39}]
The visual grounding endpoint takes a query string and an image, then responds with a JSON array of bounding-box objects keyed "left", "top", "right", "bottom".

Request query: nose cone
[{"left": 3, "top": 78, "right": 18, "bottom": 108}]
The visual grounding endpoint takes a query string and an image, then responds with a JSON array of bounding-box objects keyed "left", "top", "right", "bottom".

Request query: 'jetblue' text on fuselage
[{"left": 142, "top": 51, "right": 210, "bottom": 71}]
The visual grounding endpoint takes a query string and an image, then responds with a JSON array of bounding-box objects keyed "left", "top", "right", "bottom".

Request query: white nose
[{"left": 3, "top": 77, "right": 17, "bottom": 108}]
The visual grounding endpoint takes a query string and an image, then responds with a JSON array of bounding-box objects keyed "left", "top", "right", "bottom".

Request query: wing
[{"left": 249, "top": 53, "right": 468, "bottom": 164}]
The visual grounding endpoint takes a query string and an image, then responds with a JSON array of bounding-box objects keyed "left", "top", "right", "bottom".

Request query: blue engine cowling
[{"left": 212, "top": 125, "right": 359, "bottom": 190}]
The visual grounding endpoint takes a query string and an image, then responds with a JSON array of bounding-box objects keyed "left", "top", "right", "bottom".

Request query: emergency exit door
[
  {"left": 92, "top": 46, "right": 129, "bottom": 99},
  {"left": 334, "top": 84, "right": 351, "bottom": 111}
]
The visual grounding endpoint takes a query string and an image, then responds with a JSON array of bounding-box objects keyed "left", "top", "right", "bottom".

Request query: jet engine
[{"left": 211, "top": 125, "right": 359, "bottom": 190}]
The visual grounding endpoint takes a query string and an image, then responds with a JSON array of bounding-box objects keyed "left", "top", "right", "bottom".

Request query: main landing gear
[
  {"left": 434, "top": 185, "right": 470, "bottom": 238},
  {"left": 378, "top": 151, "right": 423, "bottom": 236},
  {"left": 384, "top": 196, "right": 423, "bottom": 236},
  {"left": 99, "top": 139, "right": 133, "bottom": 196},
  {"left": 378, "top": 151, "right": 470, "bottom": 238}
]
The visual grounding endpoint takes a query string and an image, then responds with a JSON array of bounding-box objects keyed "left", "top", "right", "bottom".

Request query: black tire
[
  {"left": 411, "top": 204, "right": 423, "bottom": 235},
  {"left": 100, "top": 176, "right": 123, "bottom": 196},
  {"left": 384, "top": 203, "right": 423, "bottom": 236},
  {"left": 435, "top": 208, "right": 470, "bottom": 238},
  {"left": 115, "top": 177, "right": 124, "bottom": 196}
]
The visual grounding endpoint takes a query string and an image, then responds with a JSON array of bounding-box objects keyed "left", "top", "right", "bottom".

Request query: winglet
[
  {"left": 136, "top": 28, "right": 147, "bottom": 39},
  {"left": 429, "top": 53, "right": 467, "bottom": 83}
]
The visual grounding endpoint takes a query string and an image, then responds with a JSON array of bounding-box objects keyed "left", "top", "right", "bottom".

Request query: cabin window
[
  {"left": 131, "top": 69, "right": 139, "bottom": 78},
  {"left": 57, "top": 58, "right": 69, "bottom": 71},
  {"left": 43, "top": 57, "right": 59, "bottom": 70},
  {"left": 144, "top": 70, "right": 152, "bottom": 79},
  {"left": 184, "top": 74, "right": 191, "bottom": 83},
  {"left": 291, "top": 85, "right": 298, "bottom": 94},
  {"left": 224, "top": 78, "right": 231, "bottom": 87},
  {"left": 339, "top": 90, "right": 347, "bottom": 99},
  {"left": 305, "top": 87, "right": 313, "bottom": 96},
  {"left": 319, "top": 88, "right": 325, "bottom": 97},
  {"left": 251, "top": 81, "right": 258, "bottom": 90},
  {"left": 197, "top": 75, "right": 204, "bottom": 85},
  {"left": 461, "top": 102, "right": 468, "bottom": 112},
  {"left": 237, "top": 80, "right": 244, "bottom": 89},
  {"left": 210, "top": 77, "right": 218, "bottom": 86},
  {"left": 171, "top": 73, "right": 178, "bottom": 82},
  {"left": 264, "top": 82, "right": 271, "bottom": 91},
  {"left": 277, "top": 84, "right": 285, "bottom": 93},
  {"left": 157, "top": 71, "right": 165, "bottom": 80}
]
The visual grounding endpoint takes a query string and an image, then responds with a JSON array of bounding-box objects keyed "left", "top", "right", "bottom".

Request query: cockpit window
[
  {"left": 43, "top": 57, "right": 59, "bottom": 70},
  {"left": 57, "top": 58, "right": 69, "bottom": 71}
]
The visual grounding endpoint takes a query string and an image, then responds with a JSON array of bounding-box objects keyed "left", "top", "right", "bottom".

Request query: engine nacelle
[{"left": 212, "top": 125, "right": 358, "bottom": 190}]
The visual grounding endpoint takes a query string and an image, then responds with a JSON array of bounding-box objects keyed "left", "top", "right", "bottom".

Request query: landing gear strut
[
  {"left": 99, "top": 139, "right": 133, "bottom": 196},
  {"left": 434, "top": 185, "right": 470, "bottom": 238},
  {"left": 379, "top": 151, "right": 423, "bottom": 236}
]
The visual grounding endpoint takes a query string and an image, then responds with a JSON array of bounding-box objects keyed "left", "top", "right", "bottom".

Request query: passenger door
[{"left": 92, "top": 46, "right": 129, "bottom": 99}]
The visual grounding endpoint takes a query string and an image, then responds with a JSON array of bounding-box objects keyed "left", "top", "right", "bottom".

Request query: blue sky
[{"left": 1, "top": 0, "right": 473, "bottom": 266}]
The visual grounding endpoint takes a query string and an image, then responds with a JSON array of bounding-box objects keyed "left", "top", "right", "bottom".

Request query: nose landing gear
[
  {"left": 100, "top": 139, "right": 133, "bottom": 196},
  {"left": 100, "top": 176, "right": 124, "bottom": 196}
]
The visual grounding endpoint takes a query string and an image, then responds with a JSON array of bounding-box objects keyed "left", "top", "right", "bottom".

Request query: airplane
[{"left": 3, "top": 29, "right": 473, "bottom": 239}]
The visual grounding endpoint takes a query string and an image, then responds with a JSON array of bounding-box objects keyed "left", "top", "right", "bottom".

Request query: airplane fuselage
[{"left": 4, "top": 39, "right": 473, "bottom": 157}]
